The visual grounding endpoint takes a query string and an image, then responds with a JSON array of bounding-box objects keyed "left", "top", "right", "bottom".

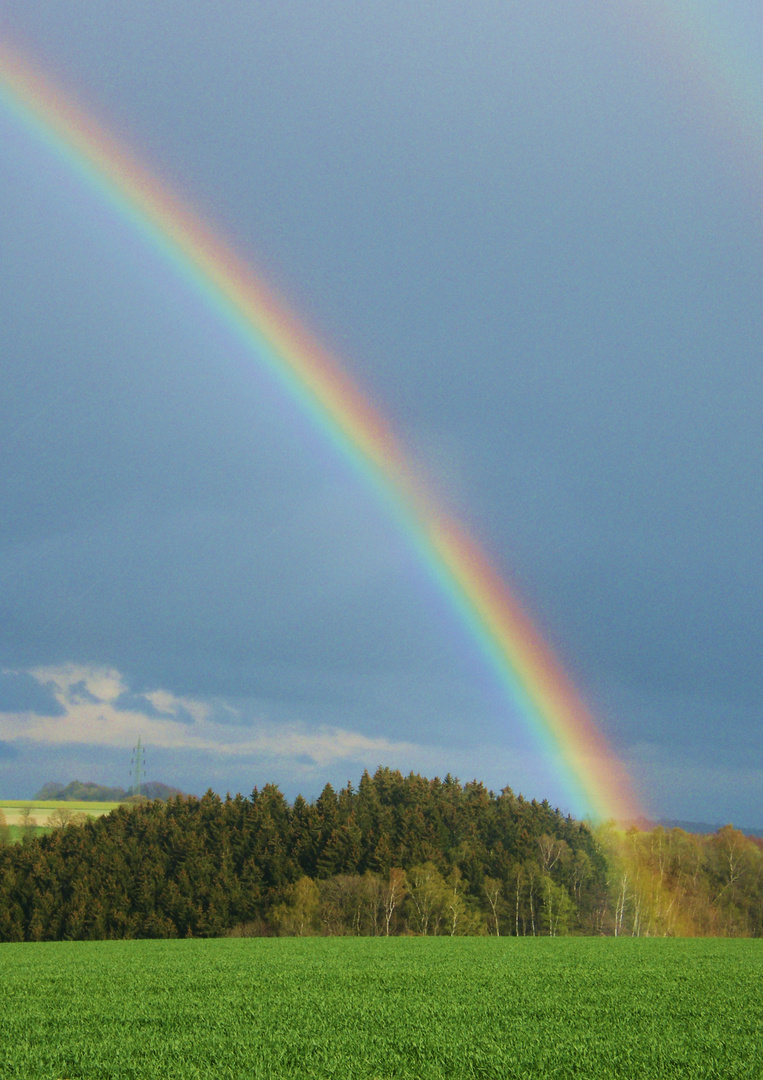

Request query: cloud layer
[{"left": 0, "top": 664, "right": 423, "bottom": 764}]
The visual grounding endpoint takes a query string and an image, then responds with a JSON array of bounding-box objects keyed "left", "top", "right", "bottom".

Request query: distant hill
[
  {"left": 657, "top": 818, "right": 763, "bottom": 839},
  {"left": 34, "top": 780, "right": 186, "bottom": 802},
  {"left": 130, "top": 781, "right": 188, "bottom": 801}
]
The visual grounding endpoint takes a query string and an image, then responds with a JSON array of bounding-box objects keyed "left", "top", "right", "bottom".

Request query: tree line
[
  {"left": 0, "top": 768, "right": 760, "bottom": 940},
  {"left": 34, "top": 779, "right": 185, "bottom": 802}
]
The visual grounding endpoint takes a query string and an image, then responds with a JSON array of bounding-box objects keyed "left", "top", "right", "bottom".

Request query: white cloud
[
  {"left": 0, "top": 663, "right": 422, "bottom": 768},
  {"left": 143, "top": 689, "right": 211, "bottom": 724},
  {"left": 32, "top": 662, "right": 127, "bottom": 704}
]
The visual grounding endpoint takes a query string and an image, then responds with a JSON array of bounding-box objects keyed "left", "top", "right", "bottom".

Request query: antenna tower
[{"left": 130, "top": 736, "right": 146, "bottom": 797}]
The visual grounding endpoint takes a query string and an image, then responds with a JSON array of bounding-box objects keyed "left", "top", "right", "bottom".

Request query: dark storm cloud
[{"left": 0, "top": 671, "right": 65, "bottom": 717}]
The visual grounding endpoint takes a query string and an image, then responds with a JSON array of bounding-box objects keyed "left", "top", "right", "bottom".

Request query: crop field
[
  {"left": 0, "top": 937, "right": 760, "bottom": 1079},
  {"left": 0, "top": 801, "right": 120, "bottom": 842}
]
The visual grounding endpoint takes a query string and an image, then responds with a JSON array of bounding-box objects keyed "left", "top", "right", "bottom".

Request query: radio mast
[{"left": 130, "top": 736, "right": 146, "bottom": 797}]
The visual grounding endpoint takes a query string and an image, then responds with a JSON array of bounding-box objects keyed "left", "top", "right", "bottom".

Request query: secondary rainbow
[
  {"left": 616, "top": 1, "right": 763, "bottom": 183},
  {"left": 0, "top": 38, "right": 642, "bottom": 822}
]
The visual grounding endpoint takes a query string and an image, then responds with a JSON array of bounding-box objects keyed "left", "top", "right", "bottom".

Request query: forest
[{"left": 0, "top": 768, "right": 760, "bottom": 941}]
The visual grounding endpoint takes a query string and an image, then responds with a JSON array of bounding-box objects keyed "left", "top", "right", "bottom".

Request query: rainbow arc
[{"left": 0, "top": 38, "right": 645, "bottom": 821}]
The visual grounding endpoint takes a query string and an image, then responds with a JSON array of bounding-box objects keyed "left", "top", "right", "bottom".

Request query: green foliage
[
  {"left": 595, "top": 823, "right": 763, "bottom": 937},
  {"left": 0, "top": 771, "right": 609, "bottom": 941},
  {"left": 270, "top": 876, "right": 321, "bottom": 936},
  {"left": 0, "top": 938, "right": 761, "bottom": 1078}
]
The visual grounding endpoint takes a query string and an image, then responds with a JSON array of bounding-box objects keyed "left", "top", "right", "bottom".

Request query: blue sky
[{"left": 0, "top": 1, "right": 761, "bottom": 824}]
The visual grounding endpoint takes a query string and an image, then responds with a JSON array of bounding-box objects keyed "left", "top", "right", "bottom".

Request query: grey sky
[{"left": 0, "top": 1, "right": 760, "bottom": 824}]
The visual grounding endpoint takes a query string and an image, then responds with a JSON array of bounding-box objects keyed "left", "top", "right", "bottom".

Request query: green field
[{"left": 0, "top": 937, "right": 760, "bottom": 1079}]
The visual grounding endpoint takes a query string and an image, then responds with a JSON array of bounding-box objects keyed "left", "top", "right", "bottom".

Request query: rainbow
[
  {"left": 0, "top": 37, "right": 642, "bottom": 822},
  {"left": 618, "top": 2, "right": 763, "bottom": 181}
]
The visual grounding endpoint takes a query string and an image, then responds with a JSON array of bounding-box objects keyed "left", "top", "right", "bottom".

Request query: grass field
[
  {"left": 0, "top": 937, "right": 760, "bottom": 1079},
  {"left": 0, "top": 800, "right": 121, "bottom": 842}
]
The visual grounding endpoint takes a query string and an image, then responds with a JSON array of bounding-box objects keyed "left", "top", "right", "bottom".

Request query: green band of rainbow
[{"left": 0, "top": 39, "right": 642, "bottom": 822}]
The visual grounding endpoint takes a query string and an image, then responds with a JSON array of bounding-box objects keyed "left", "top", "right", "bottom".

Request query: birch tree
[
  {"left": 381, "top": 868, "right": 406, "bottom": 936},
  {"left": 483, "top": 876, "right": 502, "bottom": 936}
]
